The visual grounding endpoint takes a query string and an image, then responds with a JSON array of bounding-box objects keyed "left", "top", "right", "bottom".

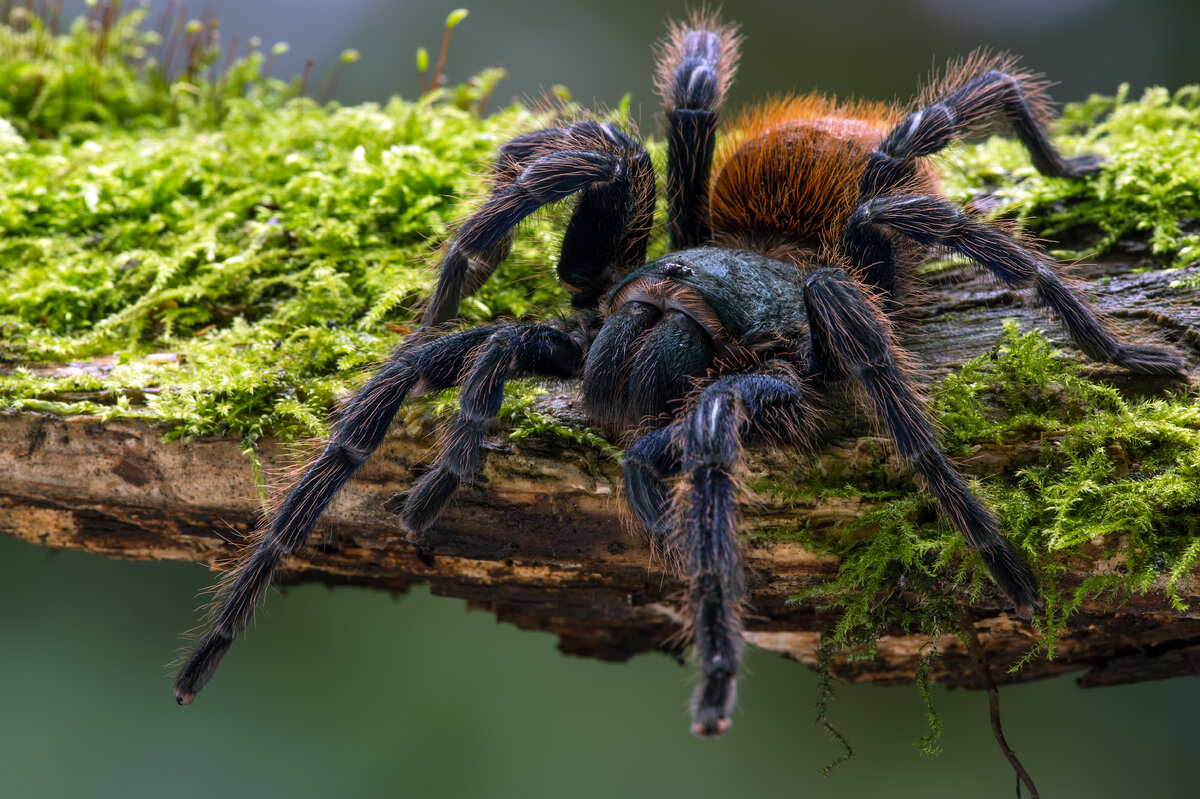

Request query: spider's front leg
[
  {"left": 174, "top": 322, "right": 583, "bottom": 704},
  {"left": 626, "top": 373, "right": 815, "bottom": 737},
  {"left": 803, "top": 267, "right": 1042, "bottom": 614}
]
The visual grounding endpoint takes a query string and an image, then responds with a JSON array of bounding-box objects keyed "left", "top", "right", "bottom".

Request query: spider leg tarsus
[
  {"left": 1032, "top": 263, "right": 1186, "bottom": 376},
  {"left": 175, "top": 634, "right": 233, "bottom": 705}
]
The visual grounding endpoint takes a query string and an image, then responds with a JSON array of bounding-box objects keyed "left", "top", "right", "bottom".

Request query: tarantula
[{"left": 175, "top": 15, "right": 1184, "bottom": 737}]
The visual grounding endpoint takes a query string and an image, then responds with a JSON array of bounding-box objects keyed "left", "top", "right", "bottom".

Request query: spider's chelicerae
[{"left": 176, "top": 14, "right": 1185, "bottom": 737}]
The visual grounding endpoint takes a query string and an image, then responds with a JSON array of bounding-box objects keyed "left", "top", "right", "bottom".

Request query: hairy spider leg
[
  {"left": 803, "top": 267, "right": 1041, "bottom": 614},
  {"left": 423, "top": 121, "right": 654, "bottom": 326},
  {"left": 655, "top": 14, "right": 741, "bottom": 249},
  {"left": 845, "top": 194, "right": 1185, "bottom": 375},
  {"left": 400, "top": 322, "right": 583, "bottom": 538},
  {"left": 865, "top": 55, "right": 1103, "bottom": 197},
  {"left": 626, "top": 373, "right": 814, "bottom": 737},
  {"left": 422, "top": 128, "right": 550, "bottom": 327},
  {"left": 174, "top": 323, "right": 578, "bottom": 704},
  {"left": 846, "top": 56, "right": 1103, "bottom": 298}
]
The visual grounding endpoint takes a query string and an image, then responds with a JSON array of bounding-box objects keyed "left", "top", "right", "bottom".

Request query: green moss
[
  {"left": 764, "top": 323, "right": 1200, "bottom": 759},
  {"left": 0, "top": 9, "right": 568, "bottom": 444},
  {"left": 777, "top": 322, "right": 1200, "bottom": 658},
  {"left": 499, "top": 384, "right": 623, "bottom": 464}
]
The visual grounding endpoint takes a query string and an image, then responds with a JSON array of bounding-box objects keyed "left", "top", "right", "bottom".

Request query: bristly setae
[{"left": 174, "top": 12, "right": 1186, "bottom": 738}]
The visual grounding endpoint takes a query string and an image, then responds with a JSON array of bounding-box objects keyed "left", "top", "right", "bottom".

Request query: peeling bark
[{"left": 3, "top": 253, "right": 1200, "bottom": 688}]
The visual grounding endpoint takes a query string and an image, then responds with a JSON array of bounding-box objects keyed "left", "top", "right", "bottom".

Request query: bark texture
[{"left": 3, "top": 252, "right": 1200, "bottom": 688}]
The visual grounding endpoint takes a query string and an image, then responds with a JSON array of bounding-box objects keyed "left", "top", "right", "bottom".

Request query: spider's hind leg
[
  {"left": 863, "top": 55, "right": 1101, "bottom": 203},
  {"left": 626, "top": 372, "right": 815, "bottom": 737}
]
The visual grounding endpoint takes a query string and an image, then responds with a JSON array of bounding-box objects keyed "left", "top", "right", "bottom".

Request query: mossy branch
[{"left": 2, "top": 8, "right": 1200, "bottom": 702}]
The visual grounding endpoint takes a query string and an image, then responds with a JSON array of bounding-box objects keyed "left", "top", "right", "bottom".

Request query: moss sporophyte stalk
[{"left": 2, "top": 8, "right": 1199, "bottom": 756}]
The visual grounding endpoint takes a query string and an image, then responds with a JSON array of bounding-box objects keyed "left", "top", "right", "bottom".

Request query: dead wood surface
[{"left": 4, "top": 250, "right": 1200, "bottom": 689}]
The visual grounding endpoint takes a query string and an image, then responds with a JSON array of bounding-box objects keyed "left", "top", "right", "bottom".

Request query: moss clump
[
  {"left": 0, "top": 9, "right": 571, "bottom": 443},
  {"left": 780, "top": 322, "right": 1200, "bottom": 655},
  {"left": 765, "top": 322, "right": 1200, "bottom": 758}
]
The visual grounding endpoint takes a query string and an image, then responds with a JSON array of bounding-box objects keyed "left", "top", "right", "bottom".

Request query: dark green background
[
  {"left": 5, "top": 1, "right": 1200, "bottom": 796},
  {"left": 3, "top": 533, "right": 1198, "bottom": 798}
]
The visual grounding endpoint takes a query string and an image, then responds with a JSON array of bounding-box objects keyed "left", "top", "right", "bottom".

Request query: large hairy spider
[{"left": 175, "top": 15, "right": 1185, "bottom": 737}]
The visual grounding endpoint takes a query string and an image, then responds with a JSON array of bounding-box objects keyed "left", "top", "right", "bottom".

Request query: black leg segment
[
  {"left": 888, "top": 62, "right": 1103, "bottom": 176},
  {"left": 625, "top": 372, "right": 815, "bottom": 737},
  {"left": 849, "top": 194, "right": 1185, "bottom": 375},
  {"left": 174, "top": 323, "right": 582, "bottom": 705},
  {"left": 401, "top": 323, "right": 583, "bottom": 538},
  {"left": 860, "top": 56, "right": 1103, "bottom": 202},
  {"left": 803, "top": 267, "right": 1041, "bottom": 615},
  {"left": 423, "top": 122, "right": 655, "bottom": 326},
  {"left": 655, "top": 15, "right": 741, "bottom": 249}
]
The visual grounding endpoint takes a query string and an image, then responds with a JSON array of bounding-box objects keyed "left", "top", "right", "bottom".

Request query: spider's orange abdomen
[{"left": 710, "top": 94, "right": 905, "bottom": 251}]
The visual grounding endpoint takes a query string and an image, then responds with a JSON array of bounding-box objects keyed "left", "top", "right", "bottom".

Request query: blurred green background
[
  {"left": 5, "top": 1, "right": 1200, "bottom": 797},
  {"left": 4, "top": 533, "right": 1200, "bottom": 799}
]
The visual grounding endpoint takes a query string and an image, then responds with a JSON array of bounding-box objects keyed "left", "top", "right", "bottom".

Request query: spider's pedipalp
[
  {"left": 623, "top": 425, "right": 680, "bottom": 545},
  {"left": 803, "top": 267, "right": 1041, "bottom": 615}
]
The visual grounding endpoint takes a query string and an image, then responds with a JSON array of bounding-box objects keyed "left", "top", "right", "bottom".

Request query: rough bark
[{"left": 3, "top": 251, "right": 1200, "bottom": 689}]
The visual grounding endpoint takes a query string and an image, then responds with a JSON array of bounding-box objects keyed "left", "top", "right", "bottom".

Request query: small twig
[
  {"left": 298, "top": 58, "right": 313, "bottom": 100},
  {"left": 428, "top": 19, "right": 453, "bottom": 94},
  {"left": 955, "top": 607, "right": 1040, "bottom": 798}
]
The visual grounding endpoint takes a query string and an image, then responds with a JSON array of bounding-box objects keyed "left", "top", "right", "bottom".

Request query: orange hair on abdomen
[{"left": 709, "top": 94, "right": 905, "bottom": 251}]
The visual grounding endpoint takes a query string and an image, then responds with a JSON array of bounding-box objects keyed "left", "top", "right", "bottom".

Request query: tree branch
[{"left": 4, "top": 253, "right": 1200, "bottom": 686}]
